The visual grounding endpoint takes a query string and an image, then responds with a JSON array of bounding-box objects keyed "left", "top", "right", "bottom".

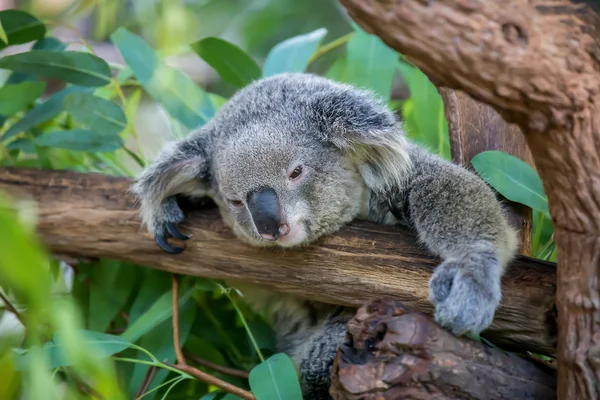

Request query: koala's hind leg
[{"left": 296, "top": 315, "right": 350, "bottom": 399}]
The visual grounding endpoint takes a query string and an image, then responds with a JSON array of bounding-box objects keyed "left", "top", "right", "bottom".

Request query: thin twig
[
  {"left": 171, "top": 275, "right": 186, "bottom": 366},
  {"left": 170, "top": 276, "right": 254, "bottom": 399},
  {"left": 0, "top": 290, "right": 24, "bottom": 325},
  {"left": 135, "top": 364, "right": 159, "bottom": 398},
  {"left": 183, "top": 351, "right": 250, "bottom": 379},
  {"left": 119, "top": 311, "right": 130, "bottom": 323},
  {"left": 166, "top": 363, "right": 256, "bottom": 400},
  {"left": 308, "top": 32, "right": 353, "bottom": 64}
]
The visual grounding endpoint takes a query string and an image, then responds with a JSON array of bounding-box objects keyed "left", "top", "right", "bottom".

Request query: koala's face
[{"left": 213, "top": 125, "right": 367, "bottom": 248}]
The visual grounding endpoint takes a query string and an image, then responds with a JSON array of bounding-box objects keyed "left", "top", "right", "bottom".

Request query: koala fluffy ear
[
  {"left": 310, "top": 86, "right": 413, "bottom": 194},
  {"left": 131, "top": 134, "right": 212, "bottom": 232}
]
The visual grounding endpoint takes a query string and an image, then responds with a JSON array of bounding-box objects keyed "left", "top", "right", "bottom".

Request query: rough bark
[
  {"left": 439, "top": 87, "right": 535, "bottom": 256},
  {"left": 0, "top": 166, "right": 557, "bottom": 356},
  {"left": 330, "top": 298, "right": 556, "bottom": 399},
  {"left": 337, "top": 0, "right": 600, "bottom": 398}
]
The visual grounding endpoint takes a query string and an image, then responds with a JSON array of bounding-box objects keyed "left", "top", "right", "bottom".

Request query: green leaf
[
  {"left": 15, "top": 330, "right": 132, "bottom": 370},
  {"left": 0, "top": 10, "right": 46, "bottom": 51},
  {"left": 345, "top": 24, "right": 397, "bottom": 100},
  {"left": 249, "top": 353, "right": 302, "bottom": 400},
  {"left": 33, "top": 129, "right": 123, "bottom": 152},
  {"left": 33, "top": 37, "right": 67, "bottom": 52},
  {"left": 209, "top": 93, "right": 228, "bottom": 111},
  {"left": 121, "top": 283, "right": 193, "bottom": 343},
  {"left": 0, "top": 86, "right": 92, "bottom": 142},
  {"left": 184, "top": 336, "right": 226, "bottom": 366},
  {"left": 110, "top": 27, "right": 214, "bottom": 129},
  {"left": 127, "top": 269, "right": 172, "bottom": 323},
  {"left": 88, "top": 260, "right": 139, "bottom": 332},
  {"left": 471, "top": 150, "right": 549, "bottom": 216},
  {"left": 0, "top": 18, "right": 7, "bottom": 45},
  {"left": 398, "top": 64, "right": 450, "bottom": 159},
  {"left": 4, "top": 37, "right": 68, "bottom": 85},
  {"left": 0, "top": 50, "right": 111, "bottom": 87},
  {"left": 325, "top": 56, "right": 349, "bottom": 83},
  {"left": 0, "top": 81, "right": 46, "bottom": 117},
  {"left": 6, "top": 139, "right": 35, "bottom": 154},
  {"left": 64, "top": 92, "right": 127, "bottom": 136},
  {"left": 201, "top": 393, "right": 242, "bottom": 400},
  {"left": 263, "top": 28, "right": 327, "bottom": 77},
  {"left": 128, "top": 299, "right": 196, "bottom": 399},
  {"left": 191, "top": 37, "right": 261, "bottom": 88}
]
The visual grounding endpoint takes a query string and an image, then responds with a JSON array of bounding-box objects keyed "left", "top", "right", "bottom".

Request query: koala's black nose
[{"left": 247, "top": 187, "right": 284, "bottom": 240}]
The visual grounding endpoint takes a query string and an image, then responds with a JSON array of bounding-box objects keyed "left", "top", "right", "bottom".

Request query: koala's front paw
[
  {"left": 429, "top": 260, "right": 501, "bottom": 336},
  {"left": 151, "top": 197, "right": 190, "bottom": 254}
]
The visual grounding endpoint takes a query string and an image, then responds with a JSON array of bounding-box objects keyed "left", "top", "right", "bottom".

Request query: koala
[{"left": 131, "top": 73, "right": 518, "bottom": 399}]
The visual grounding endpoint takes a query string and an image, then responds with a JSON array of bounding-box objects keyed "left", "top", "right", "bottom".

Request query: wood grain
[{"left": 0, "top": 167, "right": 556, "bottom": 356}]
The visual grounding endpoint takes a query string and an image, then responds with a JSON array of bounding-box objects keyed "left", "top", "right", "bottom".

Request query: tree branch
[
  {"left": 0, "top": 289, "right": 24, "bottom": 326},
  {"left": 169, "top": 274, "right": 254, "bottom": 399},
  {"left": 171, "top": 275, "right": 185, "bottom": 366},
  {"left": 330, "top": 298, "right": 556, "bottom": 399},
  {"left": 0, "top": 167, "right": 557, "bottom": 357},
  {"left": 183, "top": 352, "right": 250, "bottom": 380}
]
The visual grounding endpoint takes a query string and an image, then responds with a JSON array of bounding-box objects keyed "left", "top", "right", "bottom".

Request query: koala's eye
[
  {"left": 228, "top": 199, "right": 243, "bottom": 207},
  {"left": 289, "top": 165, "right": 303, "bottom": 180}
]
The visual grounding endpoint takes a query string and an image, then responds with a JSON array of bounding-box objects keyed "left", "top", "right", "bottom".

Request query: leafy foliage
[
  {"left": 0, "top": 5, "right": 556, "bottom": 400},
  {"left": 191, "top": 38, "right": 262, "bottom": 88}
]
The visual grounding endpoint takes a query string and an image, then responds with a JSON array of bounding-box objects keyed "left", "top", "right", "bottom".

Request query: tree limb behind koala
[{"left": 0, "top": 166, "right": 557, "bottom": 356}]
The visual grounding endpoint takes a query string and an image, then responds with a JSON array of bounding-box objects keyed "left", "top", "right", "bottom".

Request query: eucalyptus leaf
[
  {"left": 325, "top": 56, "right": 349, "bottom": 83},
  {"left": 33, "top": 37, "right": 67, "bottom": 52},
  {"left": 111, "top": 27, "right": 214, "bottom": 129},
  {"left": 201, "top": 393, "right": 242, "bottom": 400},
  {"left": 88, "top": 260, "right": 139, "bottom": 332},
  {"left": 34, "top": 129, "right": 123, "bottom": 153},
  {"left": 0, "top": 50, "right": 111, "bottom": 87},
  {"left": 471, "top": 150, "right": 549, "bottom": 216},
  {"left": 346, "top": 24, "right": 397, "bottom": 99},
  {"left": 209, "top": 93, "right": 228, "bottom": 111},
  {"left": 263, "top": 28, "right": 327, "bottom": 77},
  {"left": 64, "top": 92, "right": 127, "bottom": 136},
  {"left": 121, "top": 283, "right": 193, "bottom": 343},
  {"left": 0, "top": 9, "right": 45, "bottom": 51},
  {"left": 0, "top": 18, "right": 7, "bottom": 45},
  {"left": 398, "top": 65, "right": 450, "bottom": 159},
  {"left": 191, "top": 37, "right": 261, "bottom": 87},
  {"left": 249, "top": 353, "right": 302, "bottom": 400},
  {"left": 0, "top": 81, "right": 46, "bottom": 117},
  {"left": 128, "top": 299, "right": 196, "bottom": 399},
  {"left": 4, "top": 37, "right": 67, "bottom": 85},
  {"left": 14, "top": 331, "right": 132, "bottom": 370},
  {"left": 6, "top": 139, "right": 35, "bottom": 154},
  {"left": 0, "top": 86, "right": 92, "bottom": 142}
]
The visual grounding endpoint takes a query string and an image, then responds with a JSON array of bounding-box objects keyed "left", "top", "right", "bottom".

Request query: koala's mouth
[
  {"left": 270, "top": 219, "right": 307, "bottom": 247},
  {"left": 243, "top": 217, "right": 308, "bottom": 248}
]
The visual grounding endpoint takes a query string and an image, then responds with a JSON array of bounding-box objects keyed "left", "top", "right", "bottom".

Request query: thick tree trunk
[
  {"left": 330, "top": 298, "right": 556, "bottom": 399},
  {"left": 337, "top": 0, "right": 600, "bottom": 398},
  {"left": 0, "top": 166, "right": 557, "bottom": 356}
]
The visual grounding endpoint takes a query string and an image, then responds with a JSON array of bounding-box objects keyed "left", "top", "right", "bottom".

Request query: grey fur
[{"left": 131, "top": 73, "right": 519, "bottom": 398}]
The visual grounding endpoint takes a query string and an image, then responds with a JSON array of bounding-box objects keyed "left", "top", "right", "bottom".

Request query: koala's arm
[
  {"left": 394, "top": 143, "right": 519, "bottom": 335},
  {"left": 131, "top": 133, "right": 212, "bottom": 253}
]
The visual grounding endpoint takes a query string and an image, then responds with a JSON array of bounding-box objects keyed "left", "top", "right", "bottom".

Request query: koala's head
[
  {"left": 212, "top": 121, "right": 367, "bottom": 247},
  {"left": 181, "top": 73, "right": 411, "bottom": 248}
]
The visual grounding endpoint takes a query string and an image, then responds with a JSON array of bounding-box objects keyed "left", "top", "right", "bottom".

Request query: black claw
[
  {"left": 155, "top": 233, "right": 185, "bottom": 254},
  {"left": 166, "top": 222, "right": 190, "bottom": 240}
]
